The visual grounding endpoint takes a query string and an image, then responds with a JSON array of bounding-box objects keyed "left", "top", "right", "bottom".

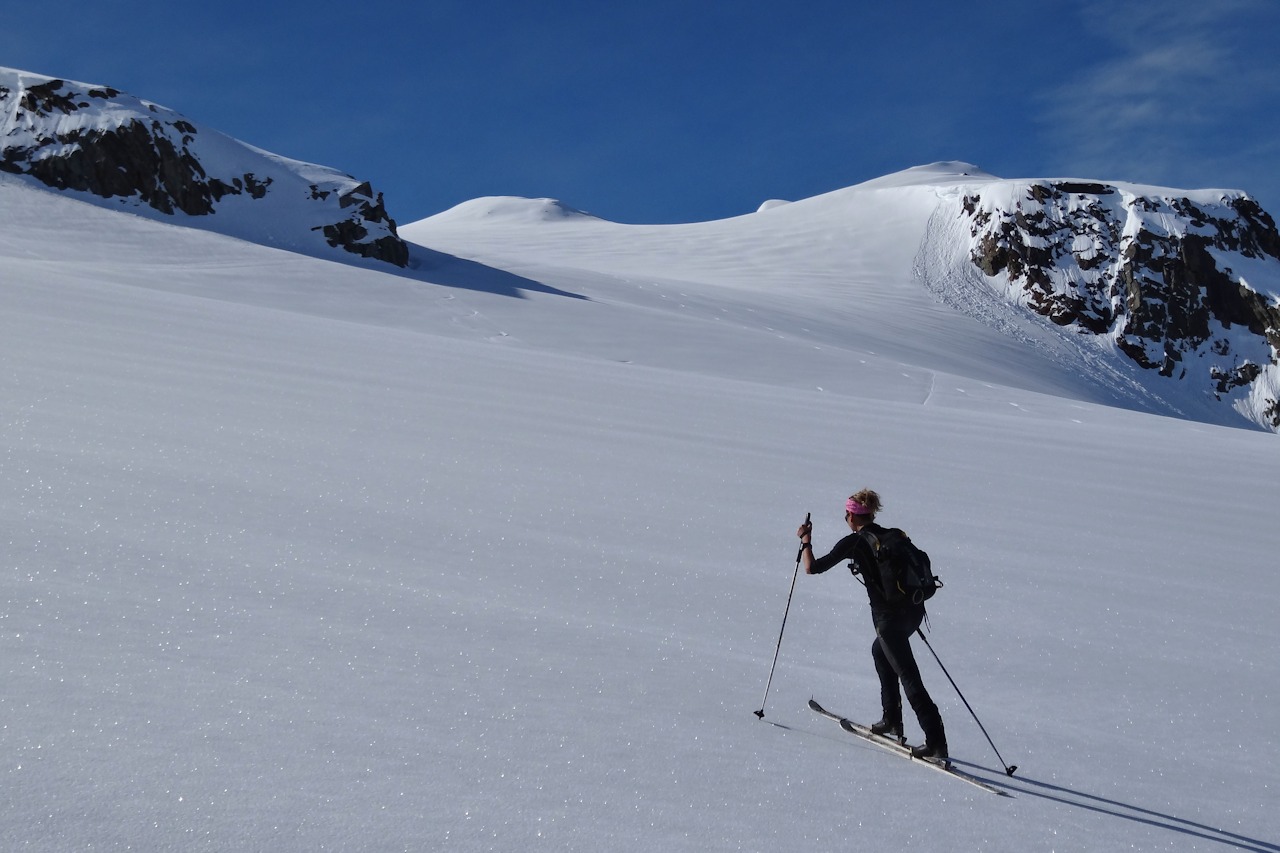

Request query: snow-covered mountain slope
[
  {"left": 954, "top": 177, "right": 1280, "bottom": 429},
  {"left": 0, "top": 67, "right": 407, "bottom": 266},
  {"left": 404, "top": 163, "right": 1280, "bottom": 432},
  {"left": 6, "top": 60, "right": 1277, "bottom": 429},
  {"left": 4, "top": 166, "right": 1279, "bottom": 852},
  {"left": 404, "top": 180, "right": 1134, "bottom": 411}
]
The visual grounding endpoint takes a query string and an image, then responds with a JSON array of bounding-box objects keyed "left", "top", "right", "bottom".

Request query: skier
[{"left": 797, "top": 489, "right": 948, "bottom": 760}]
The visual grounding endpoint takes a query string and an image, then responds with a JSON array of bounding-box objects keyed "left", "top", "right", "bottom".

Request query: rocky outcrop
[
  {"left": 963, "top": 182, "right": 1280, "bottom": 429},
  {"left": 1, "top": 71, "right": 409, "bottom": 267},
  {"left": 310, "top": 180, "right": 409, "bottom": 267}
]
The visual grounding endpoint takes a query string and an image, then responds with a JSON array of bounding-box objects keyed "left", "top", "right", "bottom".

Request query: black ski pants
[{"left": 871, "top": 605, "right": 946, "bottom": 746}]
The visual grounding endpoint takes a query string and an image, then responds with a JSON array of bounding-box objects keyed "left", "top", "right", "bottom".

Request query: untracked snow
[{"left": 2, "top": 169, "right": 1278, "bottom": 851}]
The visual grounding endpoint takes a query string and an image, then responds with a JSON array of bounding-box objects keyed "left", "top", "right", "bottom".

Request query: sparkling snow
[{"left": 2, "top": 169, "right": 1277, "bottom": 851}]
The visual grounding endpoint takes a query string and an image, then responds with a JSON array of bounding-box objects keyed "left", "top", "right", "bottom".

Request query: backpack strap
[{"left": 853, "top": 528, "right": 894, "bottom": 599}]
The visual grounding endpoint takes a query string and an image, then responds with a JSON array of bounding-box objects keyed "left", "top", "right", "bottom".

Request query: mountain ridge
[
  {"left": 409, "top": 166, "right": 1280, "bottom": 431},
  {"left": 5, "top": 64, "right": 1280, "bottom": 431}
]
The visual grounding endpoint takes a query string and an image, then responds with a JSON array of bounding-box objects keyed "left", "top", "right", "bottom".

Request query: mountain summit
[
  {"left": 410, "top": 165, "right": 1280, "bottom": 431},
  {"left": 0, "top": 67, "right": 408, "bottom": 266}
]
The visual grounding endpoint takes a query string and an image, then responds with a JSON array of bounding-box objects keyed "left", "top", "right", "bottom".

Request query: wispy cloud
[{"left": 1037, "top": 0, "right": 1280, "bottom": 199}]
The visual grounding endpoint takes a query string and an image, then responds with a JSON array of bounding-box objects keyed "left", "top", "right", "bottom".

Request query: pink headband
[{"left": 846, "top": 498, "right": 870, "bottom": 516}]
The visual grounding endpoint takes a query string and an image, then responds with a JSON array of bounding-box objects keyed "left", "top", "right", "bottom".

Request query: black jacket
[{"left": 809, "top": 522, "right": 905, "bottom": 619}]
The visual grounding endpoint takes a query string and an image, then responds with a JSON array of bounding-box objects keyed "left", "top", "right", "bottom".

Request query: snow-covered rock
[
  {"left": 0, "top": 67, "right": 408, "bottom": 266},
  {"left": 957, "top": 177, "right": 1280, "bottom": 428}
]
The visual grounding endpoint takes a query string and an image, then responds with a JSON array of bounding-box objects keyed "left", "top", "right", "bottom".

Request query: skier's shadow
[
  {"left": 956, "top": 762, "right": 1279, "bottom": 853},
  {"left": 770, "top": 715, "right": 1275, "bottom": 850}
]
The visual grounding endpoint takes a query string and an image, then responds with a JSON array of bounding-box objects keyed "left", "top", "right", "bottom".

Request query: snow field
[{"left": 2, "top": 174, "right": 1278, "bottom": 850}]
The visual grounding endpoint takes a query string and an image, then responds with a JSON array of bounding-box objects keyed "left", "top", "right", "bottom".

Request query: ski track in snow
[{"left": 913, "top": 189, "right": 1191, "bottom": 419}]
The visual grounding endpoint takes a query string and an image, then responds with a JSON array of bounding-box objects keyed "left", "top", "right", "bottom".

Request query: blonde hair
[{"left": 848, "top": 489, "right": 882, "bottom": 518}]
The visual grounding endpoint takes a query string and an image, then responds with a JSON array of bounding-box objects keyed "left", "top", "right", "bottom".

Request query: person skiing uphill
[{"left": 797, "top": 489, "right": 947, "bottom": 761}]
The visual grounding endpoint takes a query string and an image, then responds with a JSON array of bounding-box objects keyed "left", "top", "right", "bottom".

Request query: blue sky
[{"left": 3, "top": 0, "right": 1278, "bottom": 224}]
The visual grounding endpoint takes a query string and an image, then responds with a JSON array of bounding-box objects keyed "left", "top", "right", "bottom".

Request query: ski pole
[
  {"left": 916, "top": 628, "right": 1018, "bottom": 776},
  {"left": 755, "top": 513, "right": 809, "bottom": 720}
]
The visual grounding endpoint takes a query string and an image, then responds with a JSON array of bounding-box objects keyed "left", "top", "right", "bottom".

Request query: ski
[{"left": 808, "top": 699, "right": 1010, "bottom": 796}]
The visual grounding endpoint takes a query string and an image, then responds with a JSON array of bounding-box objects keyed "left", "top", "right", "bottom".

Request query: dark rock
[
  {"left": 963, "top": 180, "right": 1280, "bottom": 427},
  {"left": 1, "top": 72, "right": 409, "bottom": 268},
  {"left": 1054, "top": 181, "right": 1113, "bottom": 196}
]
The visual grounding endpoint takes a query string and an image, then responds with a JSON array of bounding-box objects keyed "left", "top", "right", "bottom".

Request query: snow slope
[
  {"left": 404, "top": 164, "right": 1280, "bottom": 431},
  {"left": 2, "top": 171, "right": 1278, "bottom": 851}
]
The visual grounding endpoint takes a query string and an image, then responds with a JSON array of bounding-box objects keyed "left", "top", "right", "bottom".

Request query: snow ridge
[{"left": 6, "top": 63, "right": 1280, "bottom": 430}]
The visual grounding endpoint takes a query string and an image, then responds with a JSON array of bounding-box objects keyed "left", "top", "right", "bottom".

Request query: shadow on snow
[
  {"left": 979, "top": 767, "right": 1279, "bottom": 853},
  {"left": 402, "top": 244, "right": 588, "bottom": 301},
  {"left": 776, "top": 714, "right": 1277, "bottom": 852}
]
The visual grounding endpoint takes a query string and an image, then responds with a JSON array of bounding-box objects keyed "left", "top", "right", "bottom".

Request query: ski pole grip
[{"left": 796, "top": 512, "right": 811, "bottom": 560}]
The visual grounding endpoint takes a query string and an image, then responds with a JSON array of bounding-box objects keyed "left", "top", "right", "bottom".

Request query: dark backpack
[{"left": 861, "top": 527, "right": 941, "bottom": 606}]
